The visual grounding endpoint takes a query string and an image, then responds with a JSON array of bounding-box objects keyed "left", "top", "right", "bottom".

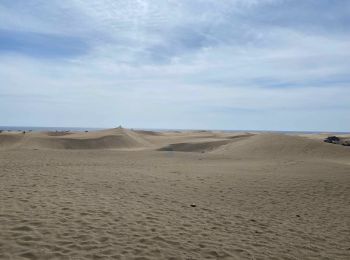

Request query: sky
[{"left": 0, "top": 0, "right": 349, "bottom": 131}]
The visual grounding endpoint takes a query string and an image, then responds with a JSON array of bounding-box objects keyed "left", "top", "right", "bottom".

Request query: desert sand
[{"left": 0, "top": 128, "right": 349, "bottom": 259}]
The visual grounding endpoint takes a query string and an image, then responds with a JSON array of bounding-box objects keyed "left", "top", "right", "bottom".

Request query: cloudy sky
[{"left": 0, "top": 0, "right": 349, "bottom": 131}]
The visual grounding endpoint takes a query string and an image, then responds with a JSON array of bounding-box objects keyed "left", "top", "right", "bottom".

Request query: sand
[{"left": 0, "top": 129, "right": 349, "bottom": 259}]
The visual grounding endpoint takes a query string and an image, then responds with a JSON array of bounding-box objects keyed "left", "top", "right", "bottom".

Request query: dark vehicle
[
  {"left": 342, "top": 141, "right": 350, "bottom": 146},
  {"left": 324, "top": 136, "right": 340, "bottom": 144}
]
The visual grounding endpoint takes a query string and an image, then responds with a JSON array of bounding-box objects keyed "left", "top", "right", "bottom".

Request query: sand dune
[
  {"left": 0, "top": 128, "right": 152, "bottom": 150},
  {"left": 0, "top": 134, "right": 23, "bottom": 147},
  {"left": 0, "top": 129, "right": 349, "bottom": 259},
  {"left": 215, "top": 133, "right": 350, "bottom": 160},
  {"left": 1, "top": 129, "right": 349, "bottom": 159}
]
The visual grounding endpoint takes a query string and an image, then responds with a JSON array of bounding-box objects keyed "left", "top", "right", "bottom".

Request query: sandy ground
[{"left": 0, "top": 129, "right": 349, "bottom": 259}]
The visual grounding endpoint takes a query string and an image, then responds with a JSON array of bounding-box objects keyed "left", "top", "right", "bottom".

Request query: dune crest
[
  {"left": 214, "top": 133, "right": 350, "bottom": 160},
  {"left": 0, "top": 128, "right": 152, "bottom": 150},
  {"left": 1, "top": 130, "right": 349, "bottom": 161}
]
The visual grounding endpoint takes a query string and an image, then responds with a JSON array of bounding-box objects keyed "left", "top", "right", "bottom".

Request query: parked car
[
  {"left": 342, "top": 140, "right": 350, "bottom": 146},
  {"left": 324, "top": 136, "right": 340, "bottom": 144}
]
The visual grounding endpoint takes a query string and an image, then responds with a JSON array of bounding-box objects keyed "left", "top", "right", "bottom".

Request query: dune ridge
[
  {"left": 0, "top": 128, "right": 152, "bottom": 150},
  {"left": 1, "top": 129, "right": 349, "bottom": 159},
  {"left": 213, "top": 133, "right": 350, "bottom": 159}
]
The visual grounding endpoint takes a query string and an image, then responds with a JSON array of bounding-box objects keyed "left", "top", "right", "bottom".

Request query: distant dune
[
  {"left": 0, "top": 128, "right": 152, "bottom": 150},
  {"left": 1, "top": 129, "right": 349, "bottom": 159},
  {"left": 214, "top": 133, "right": 350, "bottom": 159}
]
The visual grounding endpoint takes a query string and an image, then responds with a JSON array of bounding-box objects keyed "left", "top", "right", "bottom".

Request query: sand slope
[
  {"left": 0, "top": 128, "right": 152, "bottom": 150},
  {"left": 158, "top": 140, "right": 231, "bottom": 152},
  {"left": 0, "top": 130, "right": 349, "bottom": 259},
  {"left": 215, "top": 133, "right": 350, "bottom": 159}
]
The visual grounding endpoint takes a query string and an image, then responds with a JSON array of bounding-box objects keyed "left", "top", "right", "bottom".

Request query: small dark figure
[{"left": 22, "top": 131, "right": 26, "bottom": 134}]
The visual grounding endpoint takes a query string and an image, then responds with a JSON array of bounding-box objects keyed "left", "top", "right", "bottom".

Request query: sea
[
  {"left": 0, "top": 126, "right": 102, "bottom": 132},
  {"left": 0, "top": 126, "right": 348, "bottom": 135}
]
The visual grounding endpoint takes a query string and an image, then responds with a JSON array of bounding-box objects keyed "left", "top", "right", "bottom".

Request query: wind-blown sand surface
[{"left": 0, "top": 128, "right": 349, "bottom": 259}]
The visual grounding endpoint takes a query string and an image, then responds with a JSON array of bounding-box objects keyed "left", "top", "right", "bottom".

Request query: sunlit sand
[{"left": 1, "top": 128, "right": 349, "bottom": 259}]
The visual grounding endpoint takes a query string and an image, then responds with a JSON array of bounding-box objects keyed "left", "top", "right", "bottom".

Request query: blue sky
[{"left": 0, "top": 0, "right": 349, "bottom": 131}]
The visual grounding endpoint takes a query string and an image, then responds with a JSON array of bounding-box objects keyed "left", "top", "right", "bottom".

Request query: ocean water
[
  {"left": 0, "top": 126, "right": 348, "bottom": 135},
  {"left": 0, "top": 126, "right": 102, "bottom": 132}
]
